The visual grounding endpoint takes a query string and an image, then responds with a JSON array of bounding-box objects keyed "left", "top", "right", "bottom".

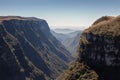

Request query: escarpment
[
  {"left": 0, "top": 16, "right": 72, "bottom": 80},
  {"left": 62, "top": 16, "right": 120, "bottom": 80},
  {"left": 79, "top": 16, "right": 120, "bottom": 80},
  {"left": 0, "top": 23, "right": 48, "bottom": 80}
]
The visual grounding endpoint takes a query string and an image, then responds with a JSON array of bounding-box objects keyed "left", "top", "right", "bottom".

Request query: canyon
[
  {"left": 0, "top": 16, "right": 73, "bottom": 80},
  {"left": 62, "top": 16, "right": 120, "bottom": 80}
]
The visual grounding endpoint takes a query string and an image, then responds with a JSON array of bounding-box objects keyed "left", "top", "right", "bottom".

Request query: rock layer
[
  {"left": 79, "top": 16, "right": 120, "bottom": 80},
  {"left": 62, "top": 16, "right": 120, "bottom": 80},
  {"left": 0, "top": 16, "right": 72, "bottom": 80}
]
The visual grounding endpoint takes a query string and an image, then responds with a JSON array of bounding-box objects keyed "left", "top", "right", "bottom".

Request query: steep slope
[
  {"left": 53, "top": 28, "right": 76, "bottom": 34},
  {"left": 62, "top": 16, "right": 120, "bottom": 80},
  {"left": 51, "top": 30, "right": 82, "bottom": 57},
  {"left": 50, "top": 30, "right": 70, "bottom": 41},
  {"left": 0, "top": 22, "right": 49, "bottom": 80},
  {"left": 0, "top": 16, "right": 72, "bottom": 80},
  {"left": 62, "top": 32, "right": 81, "bottom": 57},
  {"left": 61, "top": 62, "right": 99, "bottom": 80}
]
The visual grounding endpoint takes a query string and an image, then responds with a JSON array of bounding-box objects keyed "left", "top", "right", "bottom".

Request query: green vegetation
[
  {"left": 80, "top": 36, "right": 89, "bottom": 45},
  {"left": 84, "top": 16, "right": 120, "bottom": 37},
  {"left": 0, "top": 16, "right": 72, "bottom": 80},
  {"left": 62, "top": 62, "right": 99, "bottom": 80},
  {"left": 78, "top": 36, "right": 89, "bottom": 54},
  {"left": 92, "top": 16, "right": 114, "bottom": 25},
  {"left": 61, "top": 15, "right": 120, "bottom": 80}
]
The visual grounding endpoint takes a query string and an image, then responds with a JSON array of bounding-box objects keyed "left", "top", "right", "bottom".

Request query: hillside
[
  {"left": 84, "top": 16, "right": 120, "bottom": 37},
  {"left": 61, "top": 62, "right": 99, "bottom": 80},
  {"left": 0, "top": 16, "right": 73, "bottom": 80},
  {"left": 62, "top": 32, "right": 81, "bottom": 57},
  {"left": 62, "top": 15, "right": 120, "bottom": 80},
  {"left": 50, "top": 30, "right": 70, "bottom": 41},
  {"left": 53, "top": 28, "right": 76, "bottom": 34},
  {"left": 51, "top": 30, "right": 82, "bottom": 57}
]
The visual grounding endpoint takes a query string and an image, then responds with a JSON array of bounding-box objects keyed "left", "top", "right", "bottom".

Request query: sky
[{"left": 0, "top": 0, "right": 120, "bottom": 29}]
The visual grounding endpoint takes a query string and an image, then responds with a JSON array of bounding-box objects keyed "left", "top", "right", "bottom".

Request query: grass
[
  {"left": 62, "top": 62, "right": 99, "bottom": 80},
  {"left": 84, "top": 15, "right": 120, "bottom": 37}
]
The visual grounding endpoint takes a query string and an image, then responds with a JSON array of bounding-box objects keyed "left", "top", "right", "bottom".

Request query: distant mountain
[
  {"left": 62, "top": 32, "right": 81, "bottom": 57},
  {"left": 51, "top": 29, "right": 82, "bottom": 57},
  {"left": 53, "top": 28, "right": 77, "bottom": 34},
  {"left": 0, "top": 16, "right": 73, "bottom": 80},
  {"left": 68, "top": 31, "right": 81, "bottom": 37},
  {"left": 50, "top": 30, "right": 70, "bottom": 41}
]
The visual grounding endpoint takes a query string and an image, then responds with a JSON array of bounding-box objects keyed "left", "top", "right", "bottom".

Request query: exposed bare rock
[
  {"left": 62, "top": 16, "right": 120, "bottom": 80},
  {"left": 0, "top": 16, "right": 73, "bottom": 80}
]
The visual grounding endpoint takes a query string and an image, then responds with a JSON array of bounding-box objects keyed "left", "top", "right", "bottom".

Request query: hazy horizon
[
  {"left": 50, "top": 26, "right": 87, "bottom": 30},
  {"left": 0, "top": 0, "right": 120, "bottom": 29}
]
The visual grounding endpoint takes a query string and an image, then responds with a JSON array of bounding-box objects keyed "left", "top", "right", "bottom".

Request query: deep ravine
[
  {"left": 0, "top": 16, "right": 73, "bottom": 80},
  {"left": 62, "top": 16, "right": 120, "bottom": 80}
]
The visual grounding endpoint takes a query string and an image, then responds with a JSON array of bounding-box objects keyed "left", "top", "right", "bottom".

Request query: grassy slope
[
  {"left": 84, "top": 16, "right": 120, "bottom": 37},
  {"left": 62, "top": 61, "right": 99, "bottom": 80}
]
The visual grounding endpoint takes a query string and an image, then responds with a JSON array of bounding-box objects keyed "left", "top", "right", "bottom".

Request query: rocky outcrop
[
  {"left": 0, "top": 23, "right": 48, "bottom": 80},
  {"left": 62, "top": 16, "right": 120, "bottom": 80},
  {"left": 61, "top": 62, "right": 99, "bottom": 80},
  {"left": 79, "top": 16, "right": 120, "bottom": 80},
  {"left": 0, "top": 16, "right": 72, "bottom": 80}
]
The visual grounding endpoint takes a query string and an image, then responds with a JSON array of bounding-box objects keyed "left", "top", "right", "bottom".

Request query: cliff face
[
  {"left": 79, "top": 34, "right": 120, "bottom": 80},
  {"left": 0, "top": 22, "right": 48, "bottom": 80},
  {"left": 0, "top": 16, "right": 72, "bottom": 80},
  {"left": 62, "top": 16, "right": 120, "bottom": 80},
  {"left": 80, "top": 33, "right": 120, "bottom": 66},
  {"left": 79, "top": 16, "right": 120, "bottom": 80}
]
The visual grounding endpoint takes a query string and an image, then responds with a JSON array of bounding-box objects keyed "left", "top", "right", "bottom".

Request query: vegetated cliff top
[
  {"left": 62, "top": 61, "right": 99, "bottom": 80},
  {"left": 0, "top": 16, "right": 43, "bottom": 22},
  {"left": 84, "top": 15, "right": 120, "bottom": 37},
  {"left": 0, "top": 16, "right": 50, "bottom": 31},
  {"left": 0, "top": 16, "right": 73, "bottom": 79}
]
